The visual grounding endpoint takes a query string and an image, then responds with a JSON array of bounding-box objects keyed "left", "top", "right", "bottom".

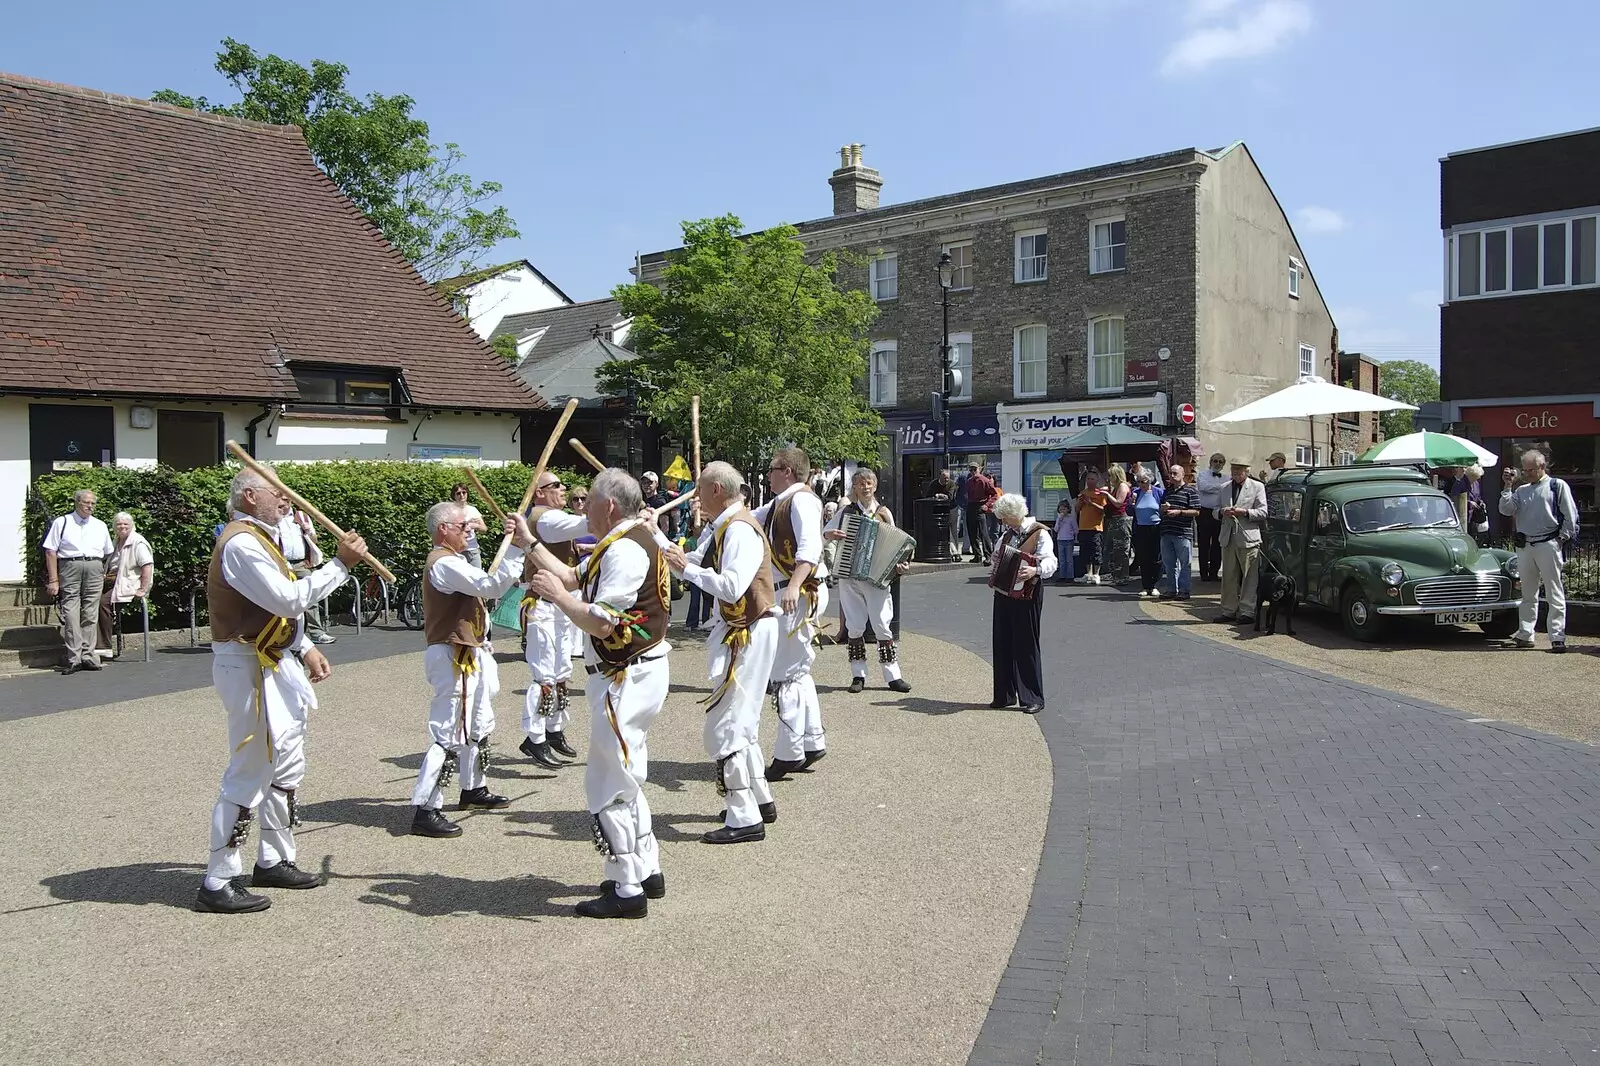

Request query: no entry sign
[{"left": 1179, "top": 403, "right": 1195, "bottom": 425}]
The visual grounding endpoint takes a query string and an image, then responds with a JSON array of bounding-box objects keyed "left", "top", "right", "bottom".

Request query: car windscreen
[{"left": 1341, "top": 493, "right": 1459, "bottom": 534}]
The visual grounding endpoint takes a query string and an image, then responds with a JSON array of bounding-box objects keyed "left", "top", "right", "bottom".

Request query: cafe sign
[
  {"left": 1459, "top": 402, "right": 1600, "bottom": 438},
  {"left": 997, "top": 396, "right": 1169, "bottom": 450}
]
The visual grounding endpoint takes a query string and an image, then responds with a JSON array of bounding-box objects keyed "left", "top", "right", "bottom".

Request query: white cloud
[
  {"left": 1296, "top": 205, "right": 1348, "bottom": 234},
  {"left": 1186, "top": 0, "right": 1246, "bottom": 20},
  {"left": 1161, "top": 0, "right": 1313, "bottom": 76}
]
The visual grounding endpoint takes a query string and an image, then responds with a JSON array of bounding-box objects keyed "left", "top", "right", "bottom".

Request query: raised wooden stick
[
  {"left": 568, "top": 438, "right": 605, "bottom": 472},
  {"left": 491, "top": 397, "right": 581, "bottom": 572},
  {"left": 690, "top": 395, "right": 702, "bottom": 481},
  {"left": 649, "top": 486, "right": 697, "bottom": 522},
  {"left": 457, "top": 466, "right": 507, "bottom": 524},
  {"left": 225, "top": 441, "right": 396, "bottom": 583}
]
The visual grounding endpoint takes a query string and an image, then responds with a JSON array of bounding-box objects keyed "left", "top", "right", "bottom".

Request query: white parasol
[{"left": 1209, "top": 376, "right": 1416, "bottom": 423}]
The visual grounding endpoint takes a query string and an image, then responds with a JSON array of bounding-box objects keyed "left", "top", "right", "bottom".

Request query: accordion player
[
  {"left": 824, "top": 469, "right": 914, "bottom": 694},
  {"left": 989, "top": 494, "right": 1056, "bottom": 715}
]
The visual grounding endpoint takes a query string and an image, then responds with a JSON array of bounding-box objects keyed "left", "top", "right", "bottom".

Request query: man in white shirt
[
  {"left": 450, "top": 483, "right": 488, "bottom": 569},
  {"left": 528, "top": 468, "right": 672, "bottom": 918},
  {"left": 518, "top": 473, "right": 589, "bottom": 768},
  {"left": 1193, "top": 452, "right": 1228, "bottom": 582},
  {"left": 197, "top": 469, "right": 366, "bottom": 914},
  {"left": 1499, "top": 448, "right": 1581, "bottom": 653},
  {"left": 277, "top": 500, "right": 335, "bottom": 646},
  {"left": 825, "top": 467, "right": 913, "bottom": 694},
  {"left": 754, "top": 446, "right": 830, "bottom": 780},
  {"left": 661, "top": 461, "right": 780, "bottom": 845},
  {"left": 42, "top": 488, "right": 115, "bottom": 673}
]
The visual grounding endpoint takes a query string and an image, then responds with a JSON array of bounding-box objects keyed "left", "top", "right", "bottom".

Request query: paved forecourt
[{"left": 0, "top": 628, "right": 1049, "bottom": 1066}]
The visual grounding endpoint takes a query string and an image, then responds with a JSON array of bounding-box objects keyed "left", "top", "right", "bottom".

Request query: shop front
[
  {"left": 1455, "top": 398, "right": 1600, "bottom": 541},
  {"left": 879, "top": 406, "right": 1001, "bottom": 534},
  {"left": 997, "top": 395, "right": 1170, "bottom": 519}
]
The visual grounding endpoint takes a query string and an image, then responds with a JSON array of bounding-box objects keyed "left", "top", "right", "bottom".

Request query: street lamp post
[{"left": 937, "top": 250, "right": 953, "bottom": 476}]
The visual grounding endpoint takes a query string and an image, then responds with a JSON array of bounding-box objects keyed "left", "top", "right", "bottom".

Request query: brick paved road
[{"left": 904, "top": 571, "right": 1600, "bottom": 1066}]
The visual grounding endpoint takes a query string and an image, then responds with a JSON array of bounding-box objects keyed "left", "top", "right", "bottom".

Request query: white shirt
[
  {"left": 427, "top": 545, "right": 524, "bottom": 603},
  {"left": 1499, "top": 475, "right": 1580, "bottom": 541},
  {"left": 582, "top": 519, "right": 672, "bottom": 663},
  {"left": 462, "top": 503, "right": 485, "bottom": 554},
  {"left": 1194, "top": 469, "right": 1228, "bottom": 510},
  {"left": 43, "top": 511, "right": 114, "bottom": 559},
  {"left": 537, "top": 510, "right": 590, "bottom": 543},
  {"left": 213, "top": 512, "right": 350, "bottom": 658},
  {"left": 752, "top": 483, "right": 826, "bottom": 583},
  {"left": 995, "top": 518, "right": 1059, "bottom": 585},
  {"left": 276, "top": 512, "right": 315, "bottom": 564},
  {"left": 684, "top": 503, "right": 777, "bottom": 614}
]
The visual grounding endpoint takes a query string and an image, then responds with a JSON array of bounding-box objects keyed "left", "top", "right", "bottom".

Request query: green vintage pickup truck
[{"left": 1261, "top": 466, "right": 1522, "bottom": 642}]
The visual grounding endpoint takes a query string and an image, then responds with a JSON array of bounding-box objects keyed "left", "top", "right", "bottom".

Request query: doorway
[
  {"left": 158, "top": 410, "right": 223, "bottom": 470},
  {"left": 29, "top": 404, "right": 114, "bottom": 481}
]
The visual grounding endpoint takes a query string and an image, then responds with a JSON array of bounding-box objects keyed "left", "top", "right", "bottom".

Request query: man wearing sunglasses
[{"left": 517, "top": 473, "right": 590, "bottom": 768}]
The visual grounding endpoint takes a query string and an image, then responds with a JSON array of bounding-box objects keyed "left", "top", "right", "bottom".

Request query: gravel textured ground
[
  {"left": 0, "top": 630, "right": 1049, "bottom": 1066},
  {"left": 1136, "top": 581, "right": 1600, "bottom": 744}
]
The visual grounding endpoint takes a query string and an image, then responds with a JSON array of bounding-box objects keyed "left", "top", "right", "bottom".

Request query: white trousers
[
  {"left": 770, "top": 582, "right": 827, "bottom": 762},
  {"left": 411, "top": 643, "right": 500, "bottom": 809},
  {"left": 1516, "top": 540, "right": 1568, "bottom": 642},
  {"left": 839, "top": 578, "right": 902, "bottom": 683},
  {"left": 586, "top": 655, "right": 669, "bottom": 896},
  {"left": 206, "top": 652, "right": 315, "bottom": 880},
  {"left": 705, "top": 615, "right": 778, "bottom": 828},
  {"left": 521, "top": 600, "right": 573, "bottom": 742}
]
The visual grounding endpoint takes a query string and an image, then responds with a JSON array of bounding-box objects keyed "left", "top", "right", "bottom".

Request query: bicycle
[{"left": 395, "top": 571, "right": 424, "bottom": 631}]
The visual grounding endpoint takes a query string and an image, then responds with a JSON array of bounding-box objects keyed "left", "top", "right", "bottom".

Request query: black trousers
[
  {"left": 1197, "top": 510, "right": 1222, "bottom": 580},
  {"left": 966, "top": 504, "right": 994, "bottom": 559},
  {"left": 992, "top": 591, "right": 1044, "bottom": 708},
  {"left": 1134, "top": 524, "right": 1162, "bottom": 591}
]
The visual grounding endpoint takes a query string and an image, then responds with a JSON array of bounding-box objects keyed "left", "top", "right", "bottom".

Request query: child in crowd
[{"left": 1054, "top": 500, "right": 1078, "bottom": 584}]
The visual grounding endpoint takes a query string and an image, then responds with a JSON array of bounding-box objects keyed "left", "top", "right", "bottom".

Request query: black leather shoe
[
  {"left": 410, "top": 806, "right": 462, "bottom": 838},
  {"left": 1020, "top": 704, "right": 1044, "bottom": 715},
  {"left": 79, "top": 656, "right": 102, "bottom": 671},
  {"left": 759, "top": 801, "right": 778, "bottom": 824},
  {"left": 990, "top": 699, "right": 1013, "bottom": 709},
  {"left": 888, "top": 678, "right": 912, "bottom": 693},
  {"left": 802, "top": 749, "right": 827, "bottom": 768},
  {"left": 766, "top": 758, "right": 807, "bottom": 781},
  {"left": 575, "top": 886, "right": 647, "bottom": 919},
  {"left": 459, "top": 787, "right": 510, "bottom": 809},
  {"left": 847, "top": 677, "right": 865, "bottom": 693},
  {"left": 602, "top": 872, "right": 666, "bottom": 899},
  {"left": 195, "top": 880, "right": 271, "bottom": 913},
  {"left": 251, "top": 860, "right": 322, "bottom": 890},
  {"left": 519, "top": 737, "right": 563, "bottom": 769},
  {"left": 703, "top": 822, "right": 766, "bottom": 844},
  {"left": 547, "top": 731, "right": 578, "bottom": 758}
]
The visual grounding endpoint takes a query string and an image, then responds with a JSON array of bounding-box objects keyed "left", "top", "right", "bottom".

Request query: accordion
[
  {"left": 988, "top": 533, "right": 1041, "bottom": 600},
  {"left": 833, "top": 509, "right": 917, "bottom": 590}
]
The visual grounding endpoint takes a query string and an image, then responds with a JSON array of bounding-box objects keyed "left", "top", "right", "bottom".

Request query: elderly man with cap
[
  {"left": 1214, "top": 457, "right": 1268, "bottom": 624},
  {"left": 1264, "top": 452, "right": 1288, "bottom": 483}
]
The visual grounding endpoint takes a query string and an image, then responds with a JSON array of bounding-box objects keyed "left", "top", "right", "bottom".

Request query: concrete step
[
  {"left": 0, "top": 645, "right": 67, "bottom": 674},
  {"left": 2, "top": 583, "right": 49, "bottom": 609},
  {"left": 0, "top": 625, "right": 63, "bottom": 650},
  {"left": 0, "top": 604, "right": 55, "bottom": 627}
]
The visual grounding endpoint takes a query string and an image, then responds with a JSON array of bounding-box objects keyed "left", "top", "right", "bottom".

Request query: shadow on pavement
[
  {"left": 642, "top": 759, "right": 712, "bottom": 793},
  {"left": 34, "top": 860, "right": 205, "bottom": 912},
  {"left": 894, "top": 696, "right": 977, "bottom": 716},
  {"left": 650, "top": 811, "right": 723, "bottom": 843},
  {"left": 297, "top": 796, "right": 412, "bottom": 836},
  {"left": 340, "top": 869, "right": 591, "bottom": 921},
  {"left": 502, "top": 807, "right": 593, "bottom": 842}
]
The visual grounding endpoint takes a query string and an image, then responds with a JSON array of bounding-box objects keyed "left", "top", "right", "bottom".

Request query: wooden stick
[
  {"left": 224, "top": 441, "right": 396, "bottom": 584},
  {"left": 491, "top": 397, "right": 581, "bottom": 572},
  {"left": 690, "top": 395, "right": 702, "bottom": 481},
  {"left": 568, "top": 438, "right": 605, "bottom": 472},
  {"left": 457, "top": 466, "right": 507, "bottom": 524},
  {"left": 649, "top": 486, "right": 696, "bottom": 522}
]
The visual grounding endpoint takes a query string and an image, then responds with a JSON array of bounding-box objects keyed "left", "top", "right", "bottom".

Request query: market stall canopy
[
  {"left": 1059, "top": 424, "right": 1169, "bottom": 449},
  {"left": 1209, "top": 377, "right": 1415, "bottom": 423},
  {"left": 1358, "top": 430, "right": 1497, "bottom": 467}
]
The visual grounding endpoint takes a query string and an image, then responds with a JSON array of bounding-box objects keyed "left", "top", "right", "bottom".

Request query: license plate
[{"left": 1434, "top": 610, "right": 1492, "bottom": 625}]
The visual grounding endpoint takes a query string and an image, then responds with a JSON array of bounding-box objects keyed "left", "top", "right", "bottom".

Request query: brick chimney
[{"left": 828, "top": 143, "right": 883, "bottom": 215}]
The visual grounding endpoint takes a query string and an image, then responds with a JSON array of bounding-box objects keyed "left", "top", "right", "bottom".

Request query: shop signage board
[
  {"left": 997, "top": 397, "right": 1169, "bottom": 451},
  {"left": 1459, "top": 402, "right": 1600, "bottom": 437}
]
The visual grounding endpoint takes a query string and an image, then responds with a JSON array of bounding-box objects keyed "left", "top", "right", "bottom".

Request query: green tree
[
  {"left": 153, "top": 38, "right": 517, "bottom": 282},
  {"left": 1374, "top": 359, "right": 1440, "bottom": 439},
  {"left": 599, "top": 215, "right": 883, "bottom": 474}
]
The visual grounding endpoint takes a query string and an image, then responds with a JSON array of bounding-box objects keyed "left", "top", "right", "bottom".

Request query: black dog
[{"left": 1254, "top": 571, "right": 1297, "bottom": 635}]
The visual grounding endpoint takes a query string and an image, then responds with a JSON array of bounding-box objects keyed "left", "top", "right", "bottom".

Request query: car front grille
[{"left": 1412, "top": 575, "right": 1505, "bottom": 609}]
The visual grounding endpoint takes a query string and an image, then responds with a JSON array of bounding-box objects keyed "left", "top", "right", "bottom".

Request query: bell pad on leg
[
  {"left": 847, "top": 638, "right": 867, "bottom": 662},
  {"left": 879, "top": 640, "right": 898, "bottom": 664}
]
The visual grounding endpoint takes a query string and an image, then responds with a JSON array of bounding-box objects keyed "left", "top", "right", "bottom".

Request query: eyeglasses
[
  {"left": 768, "top": 465, "right": 786, "bottom": 473},
  {"left": 539, "top": 481, "right": 564, "bottom": 491},
  {"left": 572, "top": 495, "right": 589, "bottom": 504}
]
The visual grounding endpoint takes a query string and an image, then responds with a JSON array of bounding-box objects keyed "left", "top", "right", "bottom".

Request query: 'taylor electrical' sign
[{"left": 999, "top": 398, "right": 1168, "bottom": 450}]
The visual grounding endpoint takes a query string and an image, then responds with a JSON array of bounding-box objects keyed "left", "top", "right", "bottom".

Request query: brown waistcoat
[
  {"left": 701, "top": 511, "right": 776, "bottom": 630},
  {"left": 583, "top": 524, "right": 670, "bottom": 670},
  {"left": 423, "top": 546, "right": 487, "bottom": 647},
  {"left": 763, "top": 486, "right": 820, "bottom": 579},
  {"left": 208, "top": 520, "right": 297, "bottom": 649}
]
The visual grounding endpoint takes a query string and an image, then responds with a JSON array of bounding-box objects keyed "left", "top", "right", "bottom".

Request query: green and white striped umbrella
[{"left": 1358, "top": 430, "right": 1497, "bottom": 467}]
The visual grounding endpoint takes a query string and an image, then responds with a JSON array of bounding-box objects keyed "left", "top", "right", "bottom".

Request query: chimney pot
[{"left": 828, "top": 143, "right": 884, "bottom": 216}]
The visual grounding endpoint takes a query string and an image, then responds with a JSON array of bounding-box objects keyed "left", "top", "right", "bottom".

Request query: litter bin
[{"left": 912, "top": 497, "right": 955, "bottom": 564}]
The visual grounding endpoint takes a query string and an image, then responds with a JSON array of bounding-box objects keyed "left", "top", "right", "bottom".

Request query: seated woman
[{"left": 988, "top": 493, "right": 1057, "bottom": 715}]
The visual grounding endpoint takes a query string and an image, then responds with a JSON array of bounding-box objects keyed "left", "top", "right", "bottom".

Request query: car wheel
[
  {"left": 1479, "top": 611, "right": 1518, "bottom": 639},
  {"left": 1341, "top": 583, "right": 1389, "bottom": 642}
]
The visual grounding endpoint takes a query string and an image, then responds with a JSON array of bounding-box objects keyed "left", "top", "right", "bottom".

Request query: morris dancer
[
  {"left": 661, "top": 462, "right": 779, "bottom": 844},
  {"left": 409, "top": 504, "right": 533, "bottom": 838},
  {"left": 518, "top": 472, "right": 587, "bottom": 768},
  {"left": 197, "top": 469, "right": 366, "bottom": 914},
  {"left": 527, "top": 469, "right": 671, "bottom": 918},
  {"left": 754, "top": 446, "right": 829, "bottom": 780},
  {"left": 824, "top": 466, "right": 912, "bottom": 695}
]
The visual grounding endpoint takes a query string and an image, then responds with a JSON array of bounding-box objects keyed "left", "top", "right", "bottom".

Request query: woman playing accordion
[{"left": 988, "top": 493, "right": 1056, "bottom": 714}]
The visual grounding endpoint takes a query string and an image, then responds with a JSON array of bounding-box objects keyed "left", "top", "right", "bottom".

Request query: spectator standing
[
  {"left": 42, "top": 488, "right": 114, "bottom": 673},
  {"left": 278, "top": 500, "right": 336, "bottom": 645},
  {"left": 1265, "top": 452, "right": 1288, "bottom": 482},
  {"left": 1215, "top": 458, "right": 1268, "bottom": 624},
  {"left": 1498, "top": 449, "right": 1579, "bottom": 653},
  {"left": 449, "top": 483, "right": 488, "bottom": 569},
  {"left": 952, "top": 467, "right": 970, "bottom": 560},
  {"left": 1101, "top": 464, "right": 1133, "bottom": 585},
  {"left": 96, "top": 511, "right": 154, "bottom": 659},
  {"left": 963, "top": 464, "right": 996, "bottom": 564},
  {"left": 1053, "top": 501, "right": 1078, "bottom": 584},
  {"left": 1194, "top": 453, "right": 1227, "bottom": 582},
  {"left": 1074, "top": 473, "right": 1106, "bottom": 585},
  {"left": 1158, "top": 466, "right": 1200, "bottom": 600},
  {"left": 1131, "top": 471, "right": 1165, "bottom": 596}
]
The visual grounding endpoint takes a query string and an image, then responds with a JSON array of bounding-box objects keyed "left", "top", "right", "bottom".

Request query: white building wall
[
  {"left": 461, "top": 266, "right": 570, "bottom": 338},
  {"left": 0, "top": 396, "right": 522, "bottom": 582}
]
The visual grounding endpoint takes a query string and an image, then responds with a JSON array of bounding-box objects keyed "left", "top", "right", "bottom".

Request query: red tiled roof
[{"left": 0, "top": 73, "right": 545, "bottom": 411}]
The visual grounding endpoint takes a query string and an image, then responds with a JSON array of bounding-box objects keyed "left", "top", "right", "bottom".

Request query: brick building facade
[{"left": 1336, "top": 353, "right": 1383, "bottom": 464}]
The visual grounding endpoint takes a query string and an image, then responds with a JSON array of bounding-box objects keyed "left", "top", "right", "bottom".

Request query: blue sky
[{"left": 8, "top": 0, "right": 1598, "bottom": 368}]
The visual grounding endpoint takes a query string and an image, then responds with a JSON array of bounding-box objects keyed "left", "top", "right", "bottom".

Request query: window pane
[
  {"left": 347, "top": 381, "right": 393, "bottom": 405},
  {"left": 1575, "top": 217, "right": 1598, "bottom": 286},
  {"left": 1109, "top": 219, "right": 1125, "bottom": 245},
  {"left": 1111, "top": 241, "right": 1125, "bottom": 270},
  {"left": 1544, "top": 223, "right": 1567, "bottom": 286},
  {"left": 293, "top": 373, "right": 338, "bottom": 403},
  {"left": 1511, "top": 225, "right": 1538, "bottom": 291},
  {"left": 1457, "top": 232, "right": 1480, "bottom": 296},
  {"left": 1484, "top": 230, "right": 1507, "bottom": 291}
]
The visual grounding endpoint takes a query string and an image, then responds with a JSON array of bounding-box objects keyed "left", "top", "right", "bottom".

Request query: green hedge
[{"left": 25, "top": 462, "right": 590, "bottom": 629}]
